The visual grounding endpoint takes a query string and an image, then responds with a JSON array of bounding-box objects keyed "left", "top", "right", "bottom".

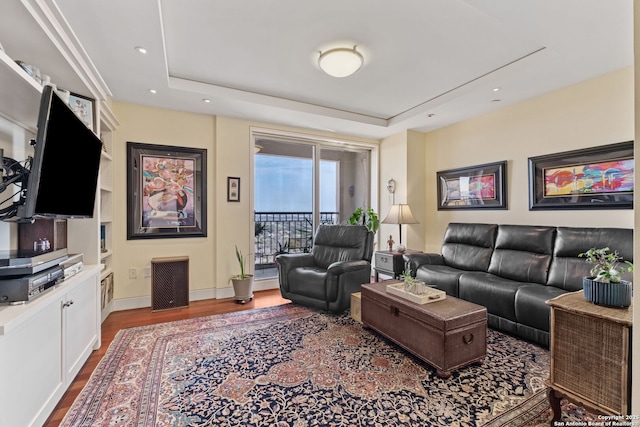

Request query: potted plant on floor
[
  {"left": 231, "top": 245, "right": 254, "bottom": 304},
  {"left": 579, "top": 247, "right": 634, "bottom": 307}
]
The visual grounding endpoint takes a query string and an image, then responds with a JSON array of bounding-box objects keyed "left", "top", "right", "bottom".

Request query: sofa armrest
[
  {"left": 327, "top": 260, "right": 371, "bottom": 275},
  {"left": 275, "top": 253, "right": 315, "bottom": 269},
  {"left": 403, "top": 253, "right": 445, "bottom": 276},
  {"left": 275, "top": 253, "right": 315, "bottom": 293}
]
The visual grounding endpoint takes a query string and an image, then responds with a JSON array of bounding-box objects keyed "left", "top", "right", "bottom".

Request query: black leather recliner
[{"left": 276, "top": 224, "right": 374, "bottom": 313}]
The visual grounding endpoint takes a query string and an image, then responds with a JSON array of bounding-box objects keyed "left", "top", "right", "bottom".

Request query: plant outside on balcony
[
  {"left": 231, "top": 245, "right": 254, "bottom": 304},
  {"left": 275, "top": 240, "right": 290, "bottom": 255}
]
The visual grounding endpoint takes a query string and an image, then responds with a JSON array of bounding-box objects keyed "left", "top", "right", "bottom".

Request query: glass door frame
[{"left": 250, "top": 127, "right": 379, "bottom": 279}]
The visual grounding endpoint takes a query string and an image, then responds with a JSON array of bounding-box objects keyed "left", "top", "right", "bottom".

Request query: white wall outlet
[
  {"left": 144, "top": 266, "right": 151, "bottom": 278},
  {"left": 129, "top": 267, "right": 137, "bottom": 279}
]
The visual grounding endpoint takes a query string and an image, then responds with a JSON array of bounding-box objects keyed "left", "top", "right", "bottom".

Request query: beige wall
[
  {"left": 379, "top": 131, "right": 407, "bottom": 249},
  {"left": 381, "top": 65, "right": 637, "bottom": 404},
  {"left": 112, "top": 67, "right": 633, "bottom": 302},
  {"left": 112, "top": 106, "right": 378, "bottom": 304},
  {"left": 112, "top": 103, "right": 216, "bottom": 301},
  {"left": 379, "top": 130, "right": 427, "bottom": 252},
  {"left": 422, "top": 66, "right": 634, "bottom": 251}
]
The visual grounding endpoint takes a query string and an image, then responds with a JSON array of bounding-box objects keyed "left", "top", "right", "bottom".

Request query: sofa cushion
[
  {"left": 548, "top": 227, "right": 633, "bottom": 291},
  {"left": 441, "top": 223, "right": 497, "bottom": 271},
  {"left": 488, "top": 225, "right": 555, "bottom": 284},
  {"left": 514, "top": 285, "right": 568, "bottom": 332},
  {"left": 458, "top": 272, "right": 523, "bottom": 322},
  {"left": 415, "top": 265, "right": 465, "bottom": 297}
]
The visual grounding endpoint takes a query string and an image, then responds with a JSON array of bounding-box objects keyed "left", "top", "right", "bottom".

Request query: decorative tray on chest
[{"left": 386, "top": 282, "right": 446, "bottom": 304}]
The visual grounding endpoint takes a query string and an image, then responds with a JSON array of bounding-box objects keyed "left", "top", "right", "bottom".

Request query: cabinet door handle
[
  {"left": 463, "top": 334, "right": 474, "bottom": 345},
  {"left": 390, "top": 305, "right": 399, "bottom": 316},
  {"left": 62, "top": 299, "right": 75, "bottom": 308}
]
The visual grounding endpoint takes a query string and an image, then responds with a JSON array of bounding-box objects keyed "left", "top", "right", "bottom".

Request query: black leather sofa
[
  {"left": 404, "top": 223, "right": 633, "bottom": 347},
  {"left": 276, "top": 224, "right": 374, "bottom": 313}
]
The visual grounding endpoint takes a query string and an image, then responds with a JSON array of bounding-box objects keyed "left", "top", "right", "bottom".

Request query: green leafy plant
[
  {"left": 348, "top": 207, "right": 380, "bottom": 233},
  {"left": 400, "top": 267, "right": 419, "bottom": 293},
  {"left": 579, "top": 247, "right": 634, "bottom": 283},
  {"left": 233, "top": 245, "right": 252, "bottom": 279}
]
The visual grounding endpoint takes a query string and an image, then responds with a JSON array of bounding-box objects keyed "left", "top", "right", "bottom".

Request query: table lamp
[{"left": 381, "top": 204, "right": 418, "bottom": 246}]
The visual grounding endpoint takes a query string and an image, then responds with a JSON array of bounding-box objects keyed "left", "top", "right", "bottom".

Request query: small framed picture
[
  {"left": 227, "top": 177, "right": 240, "bottom": 202},
  {"left": 69, "top": 92, "right": 95, "bottom": 132}
]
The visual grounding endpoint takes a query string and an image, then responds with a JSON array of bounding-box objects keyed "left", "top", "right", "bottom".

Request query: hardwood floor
[{"left": 43, "top": 289, "right": 290, "bottom": 426}]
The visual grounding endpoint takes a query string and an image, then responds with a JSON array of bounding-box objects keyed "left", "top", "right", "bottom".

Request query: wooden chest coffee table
[{"left": 361, "top": 280, "right": 487, "bottom": 378}]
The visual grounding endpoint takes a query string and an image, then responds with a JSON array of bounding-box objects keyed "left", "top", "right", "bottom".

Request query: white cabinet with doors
[
  {"left": 0, "top": 1, "right": 118, "bottom": 425},
  {"left": 0, "top": 266, "right": 101, "bottom": 427}
]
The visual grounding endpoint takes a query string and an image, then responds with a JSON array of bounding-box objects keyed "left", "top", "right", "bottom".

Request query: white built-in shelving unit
[{"left": 0, "top": 1, "right": 118, "bottom": 425}]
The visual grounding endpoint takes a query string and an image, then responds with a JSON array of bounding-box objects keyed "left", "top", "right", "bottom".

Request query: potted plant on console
[
  {"left": 579, "top": 247, "right": 633, "bottom": 308},
  {"left": 231, "top": 245, "right": 254, "bottom": 304}
]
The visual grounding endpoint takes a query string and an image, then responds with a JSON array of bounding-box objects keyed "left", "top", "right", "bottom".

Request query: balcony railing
[{"left": 254, "top": 211, "right": 339, "bottom": 269}]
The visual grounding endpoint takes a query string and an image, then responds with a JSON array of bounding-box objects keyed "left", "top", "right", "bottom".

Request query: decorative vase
[
  {"left": 232, "top": 275, "right": 254, "bottom": 304},
  {"left": 582, "top": 277, "right": 632, "bottom": 308}
]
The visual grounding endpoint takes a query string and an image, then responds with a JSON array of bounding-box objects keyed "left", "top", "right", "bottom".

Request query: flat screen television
[{"left": 17, "top": 85, "right": 102, "bottom": 220}]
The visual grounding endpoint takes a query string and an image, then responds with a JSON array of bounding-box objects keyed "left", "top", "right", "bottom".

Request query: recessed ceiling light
[
  {"left": 202, "top": 98, "right": 211, "bottom": 103},
  {"left": 135, "top": 46, "right": 148, "bottom": 54},
  {"left": 491, "top": 99, "right": 501, "bottom": 102},
  {"left": 427, "top": 113, "right": 436, "bottom": 118},
  {"left": 149, "top": 89, "right": 157, "bottom": 94},
  {"left": 493, "top": 87, "right": 501, "bottom": 92}
]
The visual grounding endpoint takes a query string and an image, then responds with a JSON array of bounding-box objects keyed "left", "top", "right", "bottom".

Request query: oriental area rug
[{"left": 61, "top": 304, "right": 593, "bottom": 427}]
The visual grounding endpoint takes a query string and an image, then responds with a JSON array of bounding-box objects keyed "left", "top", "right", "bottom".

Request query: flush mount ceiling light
[{"left": 318, "top": 46, "right": 364, "bottom": 78}]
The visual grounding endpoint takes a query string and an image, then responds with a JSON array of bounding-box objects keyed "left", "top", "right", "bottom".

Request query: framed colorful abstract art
[
  {"left": 127, "top": 142, "right": 207, "bottom": 239},
  {"left": 528, "top": 141, "right": 633, "bottom": 210},
  {"left": 436, "top": 161, "right": 507, "bottom": 210}
]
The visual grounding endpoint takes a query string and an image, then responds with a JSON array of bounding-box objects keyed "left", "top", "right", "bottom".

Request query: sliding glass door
[{"left": 253, "top": 136, "right": 371, "bottom": 280}]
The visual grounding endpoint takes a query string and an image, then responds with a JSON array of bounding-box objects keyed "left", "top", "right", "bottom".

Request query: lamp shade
[
  {"left": 382, "top": 204, "right": 419, "bottom": 225},
  {"left": 318, "top": 46, "right": 364, "bottom": 78},
  {"left": 382, "top": 204, "right": 418, "bottom": 247}
]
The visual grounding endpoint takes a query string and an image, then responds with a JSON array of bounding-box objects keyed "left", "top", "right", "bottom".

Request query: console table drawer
[{"left": 374, "top": 251, "right": 403, "bottom": 274}]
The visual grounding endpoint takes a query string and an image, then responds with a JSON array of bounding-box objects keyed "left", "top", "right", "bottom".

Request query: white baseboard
[{"left": 105, "top": 279, "right": 280, "bottom": 316}]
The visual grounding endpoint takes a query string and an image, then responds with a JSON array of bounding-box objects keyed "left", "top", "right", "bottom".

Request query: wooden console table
[{"left": 546, "top": 291, "right": 632, "bottom": 420}]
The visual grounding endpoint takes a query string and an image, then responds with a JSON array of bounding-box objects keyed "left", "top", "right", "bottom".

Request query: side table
[
  {"left": 546, "top": 291, "right": 632, "bottom": 420},
  {"left": 373, "top": 250, "right": 420, "bottom": 281}
]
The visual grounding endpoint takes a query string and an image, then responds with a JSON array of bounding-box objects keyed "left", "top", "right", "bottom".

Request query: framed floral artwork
[
  {"left": 127, "top": 142, "right": 207, "bottom": 239},
  {"left": 227, "top": 177, "right": 240, "bottom": 202},
  {"left": 69, "top": 92, "right": 95, "bottom": 132},
  {"left": 528, "top": 141, "right": 633, "bottom": 210},
  {"left": 437, "top": 161, "right": 507, "bottom": 210}
]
